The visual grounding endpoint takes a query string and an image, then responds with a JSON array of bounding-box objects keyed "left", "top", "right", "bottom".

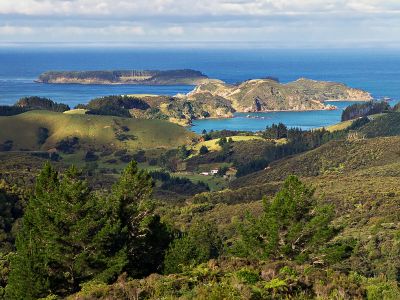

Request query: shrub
[
  {"left": 231, "top": 176, "right": 336, "bottom": 261},
  {"left": 163, "top": 221, "right": 222, "bottom": 274},
  {"left": 199, "top": 145, "right": 209, "bottom": 155}
]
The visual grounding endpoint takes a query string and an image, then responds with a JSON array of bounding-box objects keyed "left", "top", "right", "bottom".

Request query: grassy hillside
[
  {"left": 231, "top": 136, "right": 400, "bottom": 187},
  {"left": 0, "top": 110, "right": 196, "bottom": 151},
  {"left": 359, "top": 112, "right": 400, "bottom": 137},
  {"left": 191, "top": 135, "right": 263, "bottom": 153}
]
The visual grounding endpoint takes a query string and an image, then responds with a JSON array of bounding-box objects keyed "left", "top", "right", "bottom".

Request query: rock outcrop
[{"left": 187, "top": 78, "right": 373, "bottom": 112}]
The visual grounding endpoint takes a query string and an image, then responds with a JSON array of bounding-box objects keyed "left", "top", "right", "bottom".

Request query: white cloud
[{"left": 0, "top": 0, "right": 399, "bottom": 47}]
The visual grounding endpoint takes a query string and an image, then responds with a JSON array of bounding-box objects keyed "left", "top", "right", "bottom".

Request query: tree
[
  {"left": 231, "top": 176, "right": 335, "bottom": 261},
  {"left": 217, "top": 137, "right": 228, "bottom": 147},
  {"left": 6, "top": 161, "right": 172, "bottom": 299},
  {"left": 6, "top": 164, "right": 121, "bottom": 299},
  {"left": 178, "top": 145, "right": 190, "bottom": 159},
  {"left": 199, "top": 145, "right": 209, "bottom": 155},
  {"left": 109, "top": 161, "right": 172, "bottom": 278},
  {"left": 163, "top": 221, "right": 222, "bottom": 274}
]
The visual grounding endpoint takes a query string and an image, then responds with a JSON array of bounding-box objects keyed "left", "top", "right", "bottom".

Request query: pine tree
[
  {"left": 110, "top": 161, "right": 171, "bottom": 278},
  {"left": 163, "top": 221, "right": 222, "bottom": 274},
  {"left": 6, "top": 164, "right": 121, "bottom": 298},
  {"left": 232, "top": 175, "right": 335, "bottom": 261}
]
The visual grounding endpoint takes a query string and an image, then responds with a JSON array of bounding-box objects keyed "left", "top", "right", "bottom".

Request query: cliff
[{"left": 37, "top": 69, "right": 209, "bottom": 85}]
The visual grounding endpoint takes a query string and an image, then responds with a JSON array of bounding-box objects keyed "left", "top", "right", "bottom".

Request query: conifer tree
[
  {"left": 110, "top": 161, "right": 171, "bottom": 278},
  {"left": 232, "top": 175, "right": 335, "bottom": 261},
  {"left": 6, "top": 164, "right": 119, "bottom": 298}
]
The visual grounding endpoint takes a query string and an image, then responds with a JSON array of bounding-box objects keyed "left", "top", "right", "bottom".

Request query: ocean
[{"left": 1, "top": 48, "right": 399, "bottom": 133}]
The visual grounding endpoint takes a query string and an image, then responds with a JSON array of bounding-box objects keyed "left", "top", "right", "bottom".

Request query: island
[
  {"left": 36, "top": 69, "right": 209, "bottom": 85},
  {"left": 185, "top": 78, "right": 373, "bottom": 112},
  {"left": 71, "top": 78, "right": 373, "bottom": 125}
]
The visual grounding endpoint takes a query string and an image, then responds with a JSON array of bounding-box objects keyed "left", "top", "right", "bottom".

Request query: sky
[{"left": 0, "top": 0, "right": 399, "bottom": 48}]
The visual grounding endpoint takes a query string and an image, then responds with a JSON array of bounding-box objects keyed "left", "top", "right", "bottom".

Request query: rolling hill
[{"left": 0, "top": 110, "right": 196, "bottom": 152}]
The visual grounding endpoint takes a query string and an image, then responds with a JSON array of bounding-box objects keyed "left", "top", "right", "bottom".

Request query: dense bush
[
  {"left": 37, "top": 127, "right": 49, "bottom": 145},
  {"left": 56, "top": 137, "right": 80, "bottom": 154},
  {"left": 0, "top": 106, "right": 27, "bottom": 116},
  {"left": 0, "top": 140, "right": 13, "bottom": 152},
  {"left": 231, "top": 176, "right": 336, "bottom": 261},
  {"left": 15, "top": 96, "right": 70, "bottom": 112},
  {"left": 163, "top": 221, "right": 222, "bottom": 274},
  {"left": 341, "top": 101, "right": 390, "bottom": 121},
  {"left": 82, "top": 95, "right": 150, "bottom": 118},
  {"left": 5, "top": 162, "right": 172, "bottom": 299},
  {"left": 150, "top": 170, "right": 209, "bottom": 196}
]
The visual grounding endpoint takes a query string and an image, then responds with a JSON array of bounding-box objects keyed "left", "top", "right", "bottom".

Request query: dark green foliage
[
  {"left": 204, "top": 129, "right": 253, "bottom": 140},
  {"left": 85, "top": 150, "right": 99, "bottom": 162},
  {"left": 163, "top": 221, "right": 222, "bottom": 274},
  {"left": 231, "top": 176, "right": 336, "bottom": 261},
  {"left": 347, "top": 116, "right": 370, "bottom": 130},
  {"left": 5, "top": 161, "right": 172, "bottom": 299},
  {"left": 0, "top": 106, "right": 26, "bottom": 116},
  {"left": 6, "top": 164, "right": 119, "bottom": 298},
  {"left": 177, "top": 145, "right": 190, "bottom": 159},
  {"left": 217, "top": 165, "right": 229, "bottom": 176},
  {"left": 359, "top": 112, "right": 400, "bottom": 137},
  {"left": 87, "top": 105, "right": 132, "bottom": 118},
  {"left": 37, "top": 127, "right": 49, "bottom": 145},
  {"left": 341, "top": 101, "right": 389, "bottom": 121},
  {"left": 150, "top": 170, "right": 209, "bottom": 196},
  {"left": 83, "top": 95, "right": 150, "bottom": 117},
  {"left": 132, "top": 150, "right": 146, "bottom": 163},
  {"left": 0, "top": 140, "right": 13, "bottom": 151},
  {"left": 56, "top": 136, "right": 79, "bottom": 154},
  {"left": 109, "top": 161, "right": 171, "bottom": 278},
  {"left": 0, "top": 182, "right": 26, "bottom": 254},
  {"left": 217, "top": 137, "right": 228, "bottom": 147},
  {"left": 262, "top": 123, "right": 289, "bottom": 139},
  {"left": 119, "top": 154, "right": 133, "bottom": 163},
  {"left": 199, "top": 145, "right": 209, "bottom": 155},
  {"left": 236, "top": 158, "right": 268, "bottom": 177},
  {"left": 15, "top": 96, "right": 70, "bottom": 112}
]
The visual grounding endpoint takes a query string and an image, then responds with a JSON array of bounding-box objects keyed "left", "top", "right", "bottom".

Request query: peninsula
[
  {"left": 71, "top": 78, "right": 373, "bottom": 125},
  {"left": 36, "top": 69, "right": 209, "bottom": 85}
]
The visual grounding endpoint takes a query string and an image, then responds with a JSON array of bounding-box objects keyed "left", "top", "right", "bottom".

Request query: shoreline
[{"left": 324, "top": 99, "right": 371, "bottom": 102}]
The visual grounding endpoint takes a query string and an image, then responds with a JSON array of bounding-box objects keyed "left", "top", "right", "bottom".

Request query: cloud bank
[{"left": 0, "top": 0, "right": 399, "bottom": 47}]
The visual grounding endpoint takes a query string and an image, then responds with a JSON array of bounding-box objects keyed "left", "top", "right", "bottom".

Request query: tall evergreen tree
[
  {"left": 6, "top": 164, "right": 120, "bottom": 299},
  {"left": 232, "top": 175, "right": 336, "bottom": 261},
  {"left": 110, "top": 161, "right": 171, "bottom": 278}
]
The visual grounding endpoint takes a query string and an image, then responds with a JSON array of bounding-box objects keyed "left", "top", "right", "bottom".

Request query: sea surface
[{"left": 0, "top": 48, "right": 399, "bottom": 133}]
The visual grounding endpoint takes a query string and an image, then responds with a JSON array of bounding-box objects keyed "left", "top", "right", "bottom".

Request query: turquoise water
[
  {"left": 0, "top": 48, "right": 399, "bottom": 132},
  {"left": 191, "top": 101, "right": 359, "bottom": 133}
]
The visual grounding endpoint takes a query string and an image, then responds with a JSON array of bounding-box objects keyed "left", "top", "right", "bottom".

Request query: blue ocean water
[{"left": 0, "top": 48, "right": 399, "bottom": 132}]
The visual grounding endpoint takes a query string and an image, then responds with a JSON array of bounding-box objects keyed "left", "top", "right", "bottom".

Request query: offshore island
[
  {"left": 36, "top": 70, "right": 373, "bottom": 125},
  {"left": 36, "top": 69, "right": 209, "bottom": 85}
]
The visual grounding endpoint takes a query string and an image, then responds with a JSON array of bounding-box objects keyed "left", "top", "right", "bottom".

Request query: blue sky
[{"left": 0, "top": 0, "right": 399, "bottom": 48}]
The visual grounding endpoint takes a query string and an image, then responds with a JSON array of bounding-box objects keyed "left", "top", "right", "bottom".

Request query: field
[
  {"left": 191, "top": 135, "right": 263, "bottom": 153},
  {"left": 0, "top": 110, "right": 196, "bottom": 151}
]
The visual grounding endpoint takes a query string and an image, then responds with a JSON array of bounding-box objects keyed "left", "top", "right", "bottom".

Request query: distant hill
[
  {"left": 186, "top": 78, "right": 372, "bottom": 112},
  {"left": 0, "top": 110, "right": 196, "bottom": 152},
  {"left": 231, "top": 135, "right": 400, "bottom": 188},
  {"left": 37, "top": 69, "right": 209, "bottom": 85}
]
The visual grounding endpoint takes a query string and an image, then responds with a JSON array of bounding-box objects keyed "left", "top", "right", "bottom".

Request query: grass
[
  {"left": 175, "top": 172, "right": 228, "bottom": 191},
  {"left": 324, "top": 119, "right": 354, "bottom": 132},
  {"left": 191, "top": 135, "right": 263, "bottom": 153},
  {"left": 0, "top": 110, "right": 197, "bottom": 151},
  {"left": 232, "top": 136, "right": 400, "bottom": 188},
  {"left": 63, "top": 109, "right": 88, "bottom": 115}
]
